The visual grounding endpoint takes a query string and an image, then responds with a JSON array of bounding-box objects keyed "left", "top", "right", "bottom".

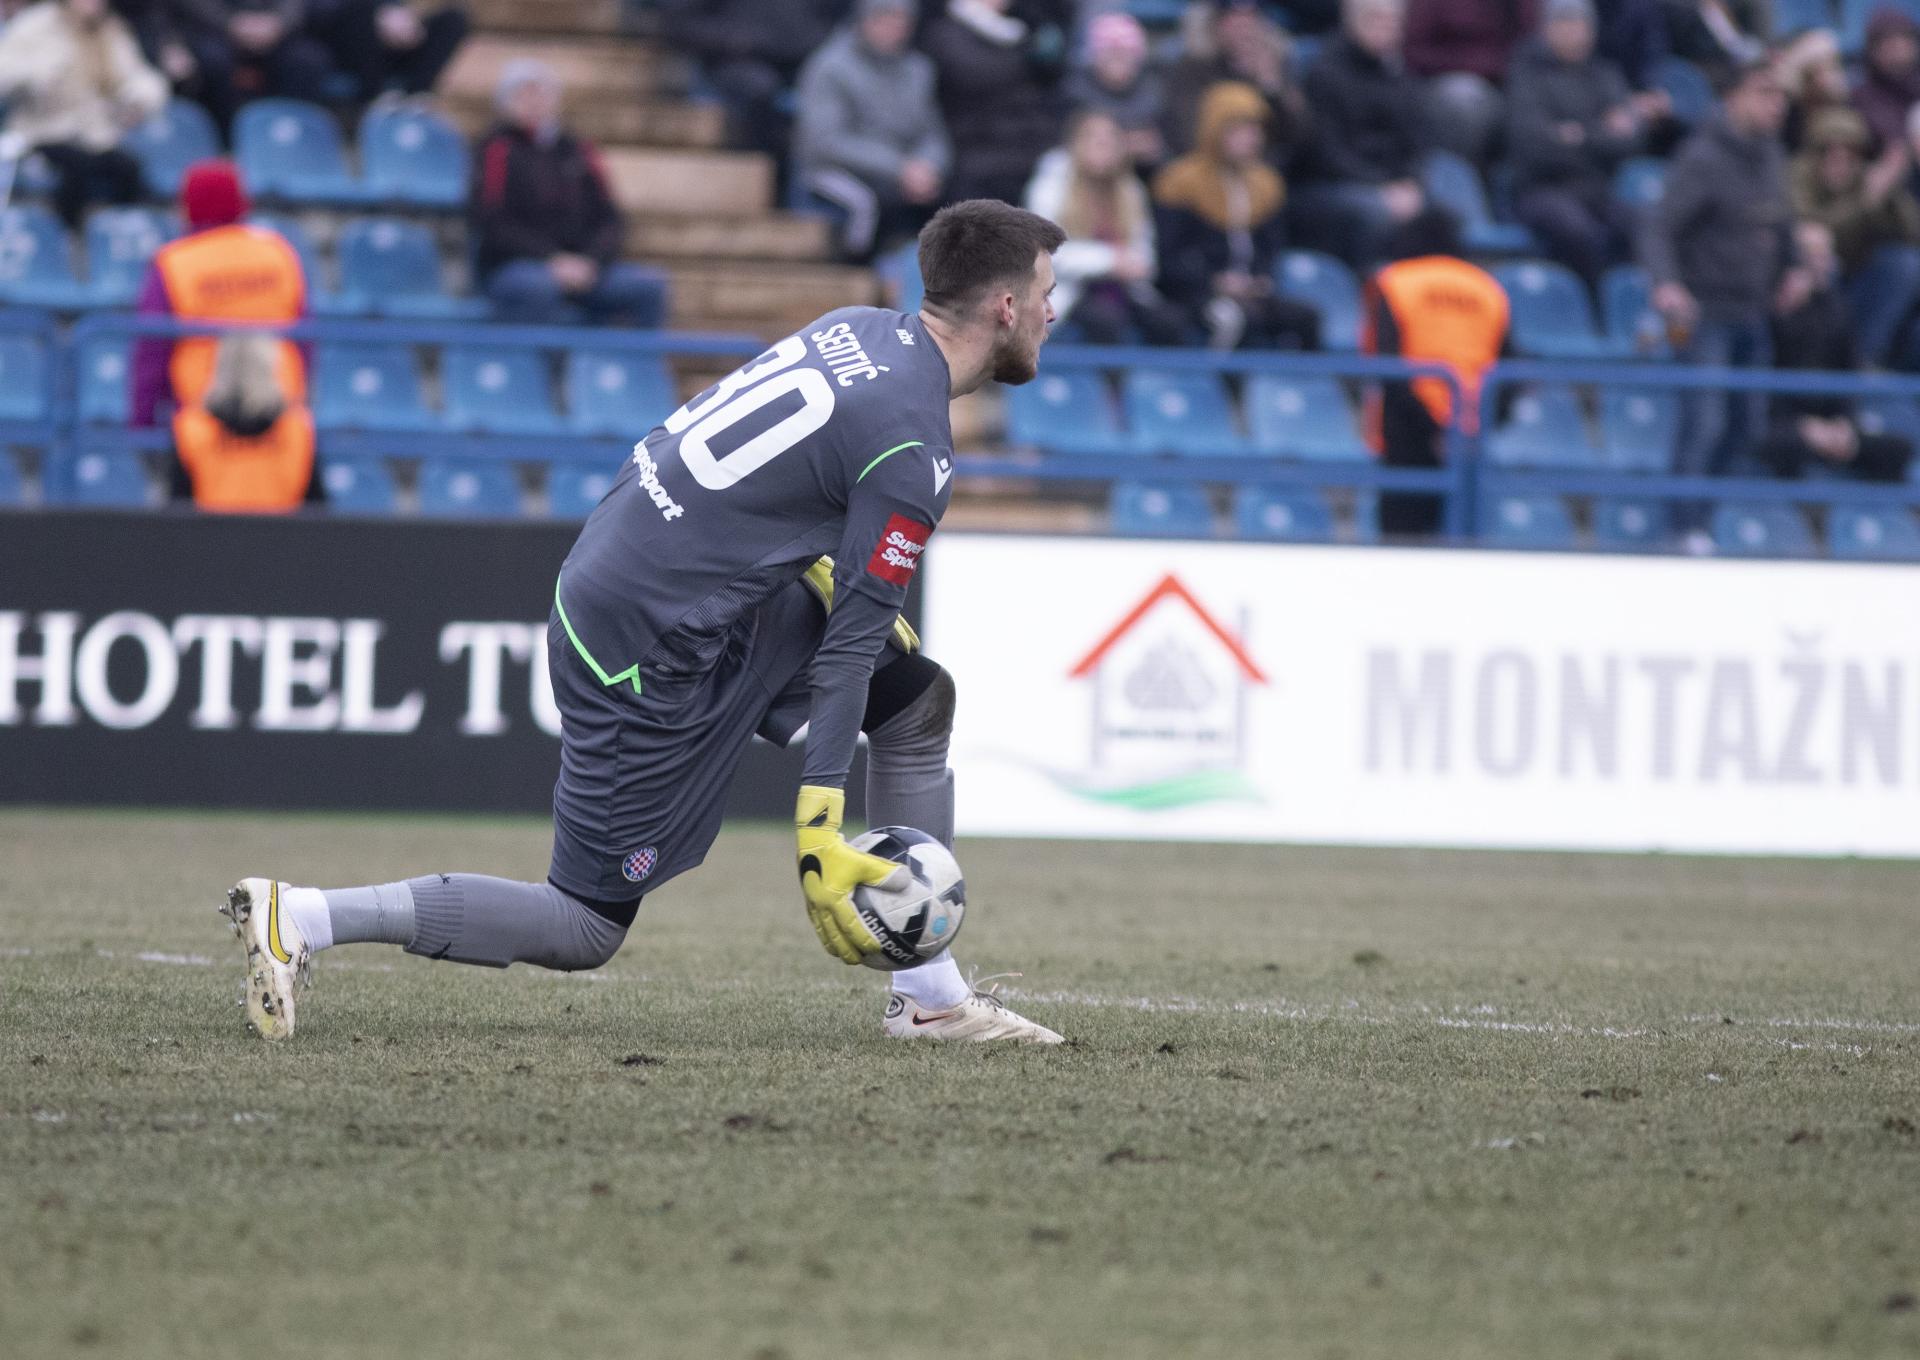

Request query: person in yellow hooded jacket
[{"left": 1151, "top": 80, "right": 1321, "bottom": 349}]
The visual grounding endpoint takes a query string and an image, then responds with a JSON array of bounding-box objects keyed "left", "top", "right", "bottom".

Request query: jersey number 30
[{"left": 662, "top": 335, "right": 834, "bottom": 491}]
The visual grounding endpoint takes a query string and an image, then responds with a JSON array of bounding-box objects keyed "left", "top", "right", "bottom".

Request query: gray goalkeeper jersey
[{"left": 555, "top": 306, "right": 955, "bottom": 789}]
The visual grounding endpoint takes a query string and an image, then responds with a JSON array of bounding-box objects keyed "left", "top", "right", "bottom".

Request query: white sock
[
  {"left": 281, "top": 886, "right": 333, "bottom": 952},
  {"left": 890, "top": 949, "right": 968, "bottom": 1010}
]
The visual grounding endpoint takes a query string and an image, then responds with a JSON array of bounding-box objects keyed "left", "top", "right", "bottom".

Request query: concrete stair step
[
  {"left": 601, "top": 146, "right": 773, "bottom": 217},
  {"left": 442, "top": 34, "right": 685, "bottom": 106},
  {"left": 465, "top": 0, "right": 624, "bottom": 36},
  {"left": 442, "top": 94, "right": 725, "bottom": 150},
  {"left": 668, "top": 262, "right": 879, "bottom": 334},
  {"left": 627, "top": 212, "right": 833, "bottom": 262}
]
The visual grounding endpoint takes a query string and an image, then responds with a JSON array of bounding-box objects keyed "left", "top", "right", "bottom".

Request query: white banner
[{"left": 925, "top": 534, "right": 1920, "bottom": 856}]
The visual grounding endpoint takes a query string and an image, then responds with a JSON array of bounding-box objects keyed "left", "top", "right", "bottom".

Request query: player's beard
[{"left": 989, "top": 329, "right": 1042, "bottom": 386}]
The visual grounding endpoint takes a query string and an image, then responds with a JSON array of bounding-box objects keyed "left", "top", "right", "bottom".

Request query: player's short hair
[{"left": 917, "top": 200, "right": 1066, "bottom": 319}]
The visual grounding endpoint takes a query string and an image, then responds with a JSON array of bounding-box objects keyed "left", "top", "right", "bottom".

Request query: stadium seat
[
  {"left": 235, "top": 99, "right": 369, "bottom": 203},
  {"left": 1711, "top": 502, "right": 1817, "bottom": 557},
  {"left": 549, "top": 463, "right": 620, "bottom": 518},
  {"left": 1611, "top": 157, "right": 1667, "bottom": 211},
  {"left": 1599, "top": 388, "right": 1679, "bottom": 472},
  {"left": 1600, "top": 265, "right": 1661, "bottom": 354},
  {"left": 249, "top": 213, "right": 351, "bottom": 316},
  {"left": 360, "top": 107, "right": 468, "bottom": 208},
  {"left": 1774, "top": 0, "right": 1833, "bottom": 34},
  {"left": 336, "top": 217, "right": 481, "bottom": 320},
  {"left": 1421, "top": 151, "right": 1536, "bottom": 255},
  {"left": 76, "top": 338, "right": 129, "bottom": 424},
  {"left": 443, "top": 345, "right": 564, "bottom": 436},
  {"left": 1494, "top": 260, "right": 1622, "bottom": 359},
  {"left": 1856, "top": 395, "right": 1920, "bottom": 445},
  {"left": 418, "top": 459, "right": 521, "bottom": 518},
  {"left": 1487, "top": 384, "right": 1595, "bottom": 466},
  {"left": 0, "top": 333, "right": 48, "bottom": 421},
  {"left": 1651, "top": 56, "right": 1714, "bottom": 123},
  {"left": 1274, "top": 251, "right": 1361, "bottom": 350},
  {"left": 1829, "top": 505, "right": 1920, "bottom": 560},
  {"left": 1110, "top": 480, "right": 1214, "bottom": 537},
  {"left": 313, "top": 342, "right": 437, "bottom": 431},
  {"left": 1123, "top": 369, "right": 1249, "bottom": 456},
  {"left": 881, "top": 241, "right": 924, "bottom": 314},
  {"left": 0, "top": 451, "right": 22, "bottom": 505},
  {"left": 564, "top": 350, "right": 677, "bottom": 437},
  {"left": 55, "top": 451, "right": 151, "bottom": 508},
  {"left": 1483, "top": 492, "right": 1576, "bottom": 548},
  {"left": 124, "top": 100, "right": 221, "bottom": 197},
  {"left": 1592, "top": 496, "right": 1670, "bottom": 549},
  {"left": 1234, "top": 485, "right": 1335, "bottom": 540},
  {"left": 0, "top": 204, "right": 91, "bottom": 309},
  {"left": 319, "top": 457, "right": 399, "bottom": 515},
  {"left": 1004, "top": 368, "right": 1131, "bottom": 456},
  {"left": 84, "top": 207, "right": 172, "bottom": 307},
  {"left": 1244, "top": 373, "right": 1368, "bottom": 460}
]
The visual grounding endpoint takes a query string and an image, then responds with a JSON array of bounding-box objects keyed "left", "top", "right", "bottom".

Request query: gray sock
[
  {"left": 319, "top": 881, "right": 416, "bottom": 947},
  {"left": 866, "top": 676, "right": 956, "bottom": 847},
  {"left": 402, "top": 874, "right": 627, "bottom": 971}
]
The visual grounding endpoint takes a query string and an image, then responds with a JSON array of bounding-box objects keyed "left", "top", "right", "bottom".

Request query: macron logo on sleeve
[{"left": 868, "top": 514, "right": 932, "bottom": 585}]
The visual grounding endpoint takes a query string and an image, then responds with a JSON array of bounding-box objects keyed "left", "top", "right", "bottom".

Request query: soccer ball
[{"left": 848, "top": 826, "right": 966, "bottom": 971}]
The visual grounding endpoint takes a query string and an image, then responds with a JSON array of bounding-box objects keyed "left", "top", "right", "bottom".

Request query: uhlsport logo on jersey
[{"left": 621, "top": 847, "right": 659, "bottom": 883}]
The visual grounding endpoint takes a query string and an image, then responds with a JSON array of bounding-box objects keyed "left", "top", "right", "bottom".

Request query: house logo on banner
[{"left": 1058, "top": 574, "right": 1268, "bottom": 811}]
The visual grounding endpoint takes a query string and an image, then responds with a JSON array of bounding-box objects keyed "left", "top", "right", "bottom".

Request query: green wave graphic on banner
[{"left": 1046, "top": 767, "right": 1265, "bottom": 812}]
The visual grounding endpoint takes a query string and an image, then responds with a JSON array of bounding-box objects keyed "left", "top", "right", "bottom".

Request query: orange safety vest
[
  {"left": 1363, "top": 256, "right": 1510, "bottom": 434},
  {"left": 154, "top": 223, "right": 313, "bottom": 512}
]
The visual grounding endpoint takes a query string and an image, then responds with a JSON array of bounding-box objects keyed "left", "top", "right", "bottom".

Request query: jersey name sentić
[{"left": 809, "top": 321, "right": 889, "bottom": 386}]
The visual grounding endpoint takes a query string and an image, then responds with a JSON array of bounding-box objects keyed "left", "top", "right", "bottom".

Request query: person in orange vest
[
  {"left": 130, "top": 158, "right": 320, "bottom": 512},
  {"left": 1361, "top": 206, "right": 1511, "bottom": 537}
]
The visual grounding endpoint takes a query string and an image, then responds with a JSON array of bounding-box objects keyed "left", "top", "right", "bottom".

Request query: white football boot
[
  {"left": 884, "top": 978, "right": 1064, "bottom": 1044},
  {"left": 218, "top": 877, "right": 311, "bottom": 1041}
]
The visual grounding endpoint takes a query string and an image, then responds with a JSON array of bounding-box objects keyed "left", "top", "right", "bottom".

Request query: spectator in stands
[
  {"left": 310, "top": 0, "right": 469, "bottom": 103},
  {"left": 471, "top": 60, "right": 669, "bottom": 327},
  {"left": 1064, "top": 10, "right": 1167, "bottom": 170},
  {"left": 1163, "top": 1, "right": 1306, "bottom": 169},
  {"left": 1152, "top": 81, "right": 1320, "bottom": 349},
  {"left": 659, "top": 0, "right": 842, "bottom": 163},
  {"left": 0, "top": 0, "right": 166, "bottom": 228},
  {"left": 1507, "top": 0, "right": 1644, "bottom": 286},
  {"left": 1594, "top": 0, "right": 1668, "bottom": 91},
  {"left": 1666, "top": 0, "right": 1767, "bottom": 87},
  {"left": 1854, "top": 7, "right": 1920, "bottom": 152},
  {"left": 116, "top": 0, "right": 236, "bottom": 125},
  {"left": 921, "top": 0, "right": 1066, "bottom": 206},
  {"left": 1761, "top": 221, "right": 1913, "bottom": 481},
  {"left": 1642, "top": 56, "right": 1806, "bottom": 548},
  {"left": 1025, "top": 109, "right": 1184, "bottom": 344},
  {"left": 1293, "top": 0, "right": 1427, "bottom": 270},
  {"left": 1363, "top": 206, "right": 1510, "bottom": 538},
  {"left": 130, "top": 159, "right": 322, "bottom": 510},
  {"left": 794, "top": 0, "right": 948, "bottom": 260},
  {"left": 1404, "top": 0, "right": 1539, "bottom": 163},
  {"left": 1777, "top": 27, "right": 1847, "bottom": 150},
  {"left": 1790, "top": 106, "right": 1920, "bottom": 365},
  {"left": 216, "top": 0, "right": 337, "bottom": 106}
]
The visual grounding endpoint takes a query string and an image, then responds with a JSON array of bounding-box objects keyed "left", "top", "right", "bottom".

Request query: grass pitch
[{"left": 3, "top": 809, "right": 1919, "bottom": 1360}]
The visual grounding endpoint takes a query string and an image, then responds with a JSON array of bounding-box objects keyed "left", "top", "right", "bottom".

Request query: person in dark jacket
[
  {"left": 1790, "top": 106, "right": 1920, "bottom": 364},
  {"left": 1595, "top": 0, "right": 1668, "bottom": 89},
  {"left": 471, "top": 60, "right": 669, "bottom": 326},
  {"left": 921, "top": 0, "right": 1065, "bottom": 205},
  {"left": 659, "top": 0, "right": 844, "bottom": 160},
  {"left": 1292, "top": 0, "right": 1428, "bottom": 269},
  {"left": 1665, "top": 0, "right": 1768, "bottom": 88},
  {"left": 1064, "top": 10, "right": 1167, "bottom": 169},
  {"left": 1507, "top": 0, "right": 1644, "bottom": 284},
  {"left": 1854, "top": 6, "right": 1920, "bottom": 152},
  {"left": 307, "top": 0, "right": 469, "bottom": 103},
  {"left": 1642, "top": 55, "right": 1808, "bottom": 545},
  {"left": 1404, "top": 0, "right": 1539, "bottom": 162},
  {"left": 1161, "top": 0, "right": 1307, "bottom": 168}
]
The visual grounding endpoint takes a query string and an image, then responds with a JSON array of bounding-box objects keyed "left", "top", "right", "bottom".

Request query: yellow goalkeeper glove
[
  {"left": 801, "top": 556, "right": 920, "bottom": 652},
  {"left": 795, "top": 784, "right": 906, "bottom": 965}
]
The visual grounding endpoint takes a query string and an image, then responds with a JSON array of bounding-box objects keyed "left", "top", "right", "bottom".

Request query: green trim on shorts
[
  {"left": 857, "top": 440, "right": 924, "bottom": 483},
  {"left": 554, "top": 576, "right": 643, "bottom": 696}
]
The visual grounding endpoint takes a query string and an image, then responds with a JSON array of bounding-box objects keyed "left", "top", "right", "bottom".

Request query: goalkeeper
[{"left": 216, "top": 201, "right": 1065, "bottom": 1045}]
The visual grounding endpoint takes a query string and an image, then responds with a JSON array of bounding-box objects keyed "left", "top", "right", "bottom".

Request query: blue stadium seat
[
  {"left": 1493, "top": 260, "right": 1622, "bottom": 359},
  {"left": 1274, "top": 251, "right": 1361, "bottom": 351},
  {"left": 1611, "top": 157, "right": 1667, "bottom": 211},
  {"left": 1829, "top": 505, "right": 1920, "bottom": 560},
  {"left": 1421, "top": 151, "right": 1536, "bottom": 255},
  {"left": 1488, "top": 384, "right": 1595, "bottom": 466},
  {"left": 1245, "top": 373, "right": 1367, "bottom": 460},
  {"left": 549, "top": 463, "right": 620, "bottom": 518},
  {"left": 1005, "top": 368, "right": 1130, "bottom": 456},
  {"left": 336, "top": 218, "right": 480, "bottom": 320},
  {"left": 84, "top": 207, "right": 172, "bottom": 307},
  {"left": 0, "top": 333, "right": 49, "bottom": 421},
  {"left": 1110, "top": 480, "right": 1214, "bottom": 537},
  {"left": 418, "top": 459, "right": 521, "bottom": 518},
  {"left": 235, "top": 99, "right": 369, "bottom": 203},
  {"left": 1593, "top": 497, "right": 1670, "bottom": 549},
  {"left": 76, "top": 338, "right": 129, "bottom": 424},
  {"left": 313, "top": 343, "right": 436, "bottom": 431},
  {"left": 1483, "top": 492, "right": 1576, "bottom": 548},
  {"left": 1234, "top": 485, "right": 1335, "bottom": 540},
  {"left": 565, "top": 350, "right": 677, "bottom": 436},
  {"left": 319, "top": 457, "right": 398, "bottom": 514},
  {"left": 1774, "top": 0, "right": 1833, "bottom": 34},
  {"left": 1123, "top": 369, "right": 1249, "bottom": 456},
  {"left": 1600, "top": 265, "right": 1661, "bottom": 354},
  {"left": 0, "top": 204, "right": 90, "bottom": 309},
  {"left": 1651, "top": 56, "right": 1714, "bottom": 123},
  {"left": 0, "top": 451, "right": 22, "bottom": 505},
  {"left": 1856, "top": 395, "right": 1920, "bottom": 444},
  {"left": 881, "top": 241, "right": 924, "bottom": 314},
  {"left": 248, "top": 213, "right": 352, "bottom": 316},
  {"left": 1711, "top": 502, "right": 1817, "bottom": 557},
  {"left": 55, "top": 451, "right": 151, "bottom": 507},
  {"left": 443, "top": 345, "right": 564, "bottom": 436},
  {"left": 360, "top": 107, "right": 468, "bottom": 208},
  {"left": 124, "top": 100, "right": 221, "bottom": 197},
  {"left": 1599, "top": 388, "right": 1679, "bottom": 472}
]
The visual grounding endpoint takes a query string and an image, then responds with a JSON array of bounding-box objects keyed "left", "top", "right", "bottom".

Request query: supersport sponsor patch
[{"left": 867, "top": 514, "right": 931, "bottom": 586}]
